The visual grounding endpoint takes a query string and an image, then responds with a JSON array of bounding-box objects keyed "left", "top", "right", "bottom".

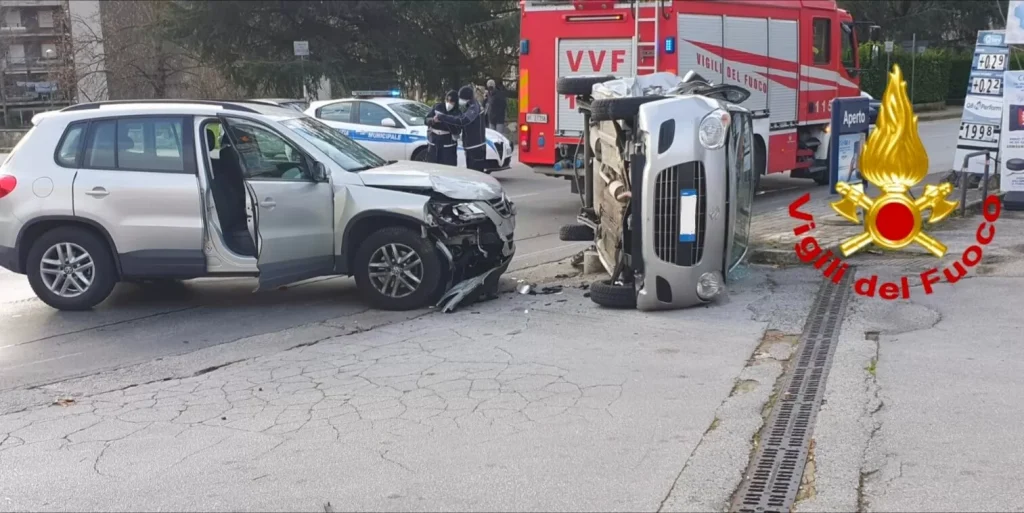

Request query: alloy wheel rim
[
  {"left": 368, "top": 243, "right": 423, "bottom": 299},
  {"left": 39, "top": 242, "right": 95, "bottom": 298}
]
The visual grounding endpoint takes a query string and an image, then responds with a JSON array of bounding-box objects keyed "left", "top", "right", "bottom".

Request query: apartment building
[{"left": 0, "top": 0, "right": 75, "bottom": 126}]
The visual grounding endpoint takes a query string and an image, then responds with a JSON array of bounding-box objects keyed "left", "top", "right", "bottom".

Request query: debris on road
[{"left": 53, "top": 398, "right": 76, "bottom": 407}]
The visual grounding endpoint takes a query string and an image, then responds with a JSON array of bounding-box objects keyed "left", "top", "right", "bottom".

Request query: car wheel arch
[
  {"left": 16, "top": 216, "right": 122, "bottom": 277},
  {"left": 340, "top": 210, "right": 431, "bottom": 273}
]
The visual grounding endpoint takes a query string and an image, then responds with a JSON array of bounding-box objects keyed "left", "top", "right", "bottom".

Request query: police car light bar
[{"left": 352, "top": 90, "right": 401, "bottom": 98}]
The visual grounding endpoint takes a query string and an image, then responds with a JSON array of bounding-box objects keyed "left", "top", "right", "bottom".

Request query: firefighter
[
  {"left": 433, "top": 85, "right": 486, "bottom": 172},
  {"left": 425, "top": 90, "right": 460, "bottom": 166}
]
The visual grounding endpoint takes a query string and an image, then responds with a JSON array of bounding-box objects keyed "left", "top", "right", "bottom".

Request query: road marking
[
  {"left": 1, "top": 351, "right": 85, "bottom": 371},
  {"left": 516, "top": 241, "right": 590, "bottom": 259}
]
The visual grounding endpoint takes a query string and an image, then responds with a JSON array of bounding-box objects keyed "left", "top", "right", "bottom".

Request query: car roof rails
[
  {"left": 61, "top": 99, "right": 260, "bottom": 113},
  {"left": 351, "top": 90, "right": 401, "bottom": 99}
]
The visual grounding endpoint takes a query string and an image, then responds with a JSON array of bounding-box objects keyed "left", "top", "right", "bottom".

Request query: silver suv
[{"left": 0, "top": 100, "right": 515, "bottom": 311}]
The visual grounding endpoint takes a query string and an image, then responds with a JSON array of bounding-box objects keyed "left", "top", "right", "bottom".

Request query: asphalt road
[{"left": 0, "top": 117, "right": 959, "bottom": 392}]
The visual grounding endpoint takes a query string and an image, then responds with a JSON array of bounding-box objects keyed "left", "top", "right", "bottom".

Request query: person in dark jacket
[
  {"left": 483, "top": 79, "right": 507, "bottom": 136},
  {"left": 425, "top": 90, "right": 460, "bottom": 166},
  {"left": 433, "top": 85, "right": 487, "bottom": 172}
]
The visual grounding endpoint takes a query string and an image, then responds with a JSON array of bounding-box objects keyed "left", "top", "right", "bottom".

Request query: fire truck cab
[{"left": 517, "top": 0, "right": 861, "bottom": 187}]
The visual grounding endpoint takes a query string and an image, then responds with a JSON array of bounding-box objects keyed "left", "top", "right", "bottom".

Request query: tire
[
  {"left": 589, "top": 279, "right": 636, "bottom": 309},
  {"left": 813, "top": 173, "right": 830, "bottom": 186},
  {"left": 754, "top": 141, "right": 766, "bottom": 191},
  {"left": 559, "top": 223, "right": 594, "bottom": 242},
  {"left": 556, "top": 75, "right": 616, "bottom": 96},
  {"left": 591, "top": 96, "right": 666, "bottom": 122},
  {"left": 411, "top": 146, "right": 429, "bottom": 162},
  {"left": 353, "top": 226, "right": 443, "bottom": 311},
  {"left": 26, "top": 226, "right": 117, "bottom": 311}
]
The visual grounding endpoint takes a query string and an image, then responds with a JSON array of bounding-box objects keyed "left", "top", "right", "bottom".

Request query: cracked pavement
[{"left": 0, "top": 265, "right": 824, "bottom": 511}]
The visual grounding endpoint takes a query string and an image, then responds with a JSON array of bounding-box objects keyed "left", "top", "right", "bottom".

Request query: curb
[
  {"left": 748, "top": 191, "right": 1001, "bottom": 266},
  {"left": 917, "top": 111, "right": 963, "bottom": 123}
]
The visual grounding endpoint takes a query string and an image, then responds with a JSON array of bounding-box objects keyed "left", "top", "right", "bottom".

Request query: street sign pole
[{"left": 294, "top": 41, "right": 310, "bottom": 100}]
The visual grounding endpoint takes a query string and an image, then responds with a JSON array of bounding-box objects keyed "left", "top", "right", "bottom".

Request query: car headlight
[
  {"left": 429, "top": 174, "right": 502, "bottom": 201},
  {"left": 698, "top": 109, "right": 730, "bottom": 149},
  {"left": 696, "top": 271, "right": 723, "bottom": 300},
  {"left": 428, "top": 201, "right": 488, "bottom": 225}
]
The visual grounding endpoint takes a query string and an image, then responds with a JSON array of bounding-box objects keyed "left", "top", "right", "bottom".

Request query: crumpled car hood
[{"left": 358, "top": 161, "right": 503, "bottom": 200}]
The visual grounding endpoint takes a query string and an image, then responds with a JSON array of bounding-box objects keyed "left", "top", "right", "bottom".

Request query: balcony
[
  {"left": 0, "top": 23, "right": 59, "bottom": 37},
  {"left": 0, "top": 0, "right": 63, "bottom": 7},
  {"left": 2, "top": 58, "right": 62, "bottom": 74}
]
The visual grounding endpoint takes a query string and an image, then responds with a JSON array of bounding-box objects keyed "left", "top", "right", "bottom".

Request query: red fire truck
[{"left": 517, "top": 0, "right": 862, "bottom": 186}]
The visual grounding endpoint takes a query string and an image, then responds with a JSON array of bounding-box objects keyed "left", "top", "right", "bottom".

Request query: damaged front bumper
[{"left": 429, "top": 194, "right": 517, "bottom": 312}]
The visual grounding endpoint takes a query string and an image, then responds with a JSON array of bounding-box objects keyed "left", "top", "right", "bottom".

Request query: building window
[
  {"left": 39, "top": 9, "right": 54, "bottom": 29},
  {"left": 813, "top": 18, "right": 831, "bottom": 65},
  {"left": 4, "top": 9, "right": 21, "bottom": 28}
]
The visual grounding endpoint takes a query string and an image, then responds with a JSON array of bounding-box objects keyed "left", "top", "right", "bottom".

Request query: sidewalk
[
  {"left": 794, "top": 206, "right": 1024, "bottom": 512},
  {"left": 749, "top": 184, "right": 994, "bottom": 267},
  {"left": 0, "top": 263, "right": 824, "bottom": 511}
]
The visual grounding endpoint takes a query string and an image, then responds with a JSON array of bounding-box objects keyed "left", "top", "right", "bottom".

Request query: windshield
[
  {"left": 281, "top": 117, "right": 388, "bottom": 172},
  {"left": 389, "top": 101, "right": 432, "bottom": 126}
]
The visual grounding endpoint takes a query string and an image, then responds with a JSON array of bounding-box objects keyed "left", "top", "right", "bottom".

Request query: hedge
[
  {"left": 857, "top": 44, "right": 951, "bottom": 104},
  {"left": 859, "top": 43, "right": 1024, "bottom": 105}
]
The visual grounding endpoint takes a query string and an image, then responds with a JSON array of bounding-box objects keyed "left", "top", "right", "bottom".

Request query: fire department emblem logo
[{"left": 829, "top": 64, "right": 958, "bottom": 257}]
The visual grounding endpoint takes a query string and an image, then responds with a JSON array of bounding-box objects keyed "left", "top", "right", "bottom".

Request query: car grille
[
  {"left": 487, "top": 195, "right": 513, "bottom": 217},
  {"left": 494, "top": 141, "right": 504, "bottom": 157},
  {"left": 653, "top": 161, "right": 706, "bottom": 266}
]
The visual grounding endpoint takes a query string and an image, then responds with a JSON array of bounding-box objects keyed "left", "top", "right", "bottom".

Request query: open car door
[{"left": 219, "top": 116, "right": 336, "bottom": 290}]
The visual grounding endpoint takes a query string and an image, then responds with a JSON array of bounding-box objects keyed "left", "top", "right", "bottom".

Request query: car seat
[{"left": 211, "top": 136, "right": 256, "bottom": 257}]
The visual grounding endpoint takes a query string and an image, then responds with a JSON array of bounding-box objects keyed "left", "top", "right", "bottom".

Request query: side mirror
[
  {"left": 381, "top": 118, "right": 397, "bottom": 128},
  {"left": 846, "top": 67, "right": 861, "bottom": 78},
  {"left": 313, "top": 161, "right": 329, "bottom": 182}
]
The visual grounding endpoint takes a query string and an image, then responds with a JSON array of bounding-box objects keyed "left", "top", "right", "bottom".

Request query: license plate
[
  {"left": 970, "top": 76, "right": 1002, "bottom": 95},
  {"left": 679, "top": 189, "right": 697, "bottom": 243},
  {"left": 526, "top": 113, "right": 548, "bottom": 123},
  {"left": 959, "top": 122, "right": 999, "bottom": 143}
]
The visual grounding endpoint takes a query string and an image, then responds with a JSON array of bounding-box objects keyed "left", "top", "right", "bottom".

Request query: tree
[
  {"left": 67, "top": 0, "right": 241, "bottom": 101},
  {"left": 840, "top": 0, "right": 1007, "bottom": 49},
  {"left": 162, "top": 0, "right": 519, "bottom": 100}
]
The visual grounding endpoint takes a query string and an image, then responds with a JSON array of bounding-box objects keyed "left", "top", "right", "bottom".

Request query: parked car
[
  {"left": 0, "top": 100, "right": 515, "bottom": 311},
  {"left": 249, "top": 98, "right": 309, "bottom": 112},
  {"left": 555, "top": 72, "right": 757, "bottom": 311},
  {"left": 306, "top": 92, "right": 513, "bottom": 173}
]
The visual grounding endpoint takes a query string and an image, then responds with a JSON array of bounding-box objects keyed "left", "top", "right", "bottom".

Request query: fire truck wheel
[
  {"left": 558, "top": 223, "right": 594, "bottom": 242},
  {"left": 590, "top": 96, "right": 666, "bottom": 122},
  {"left": 589, "top": 279, "right": 637, "bottom": 309},
  {"left": 556, "top": 75, "right": 616, "bottom": 96}
]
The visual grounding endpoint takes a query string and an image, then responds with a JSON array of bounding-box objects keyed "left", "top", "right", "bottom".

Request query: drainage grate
[{"left": 732, "top": 268, "right": 856, "bottom": 513}]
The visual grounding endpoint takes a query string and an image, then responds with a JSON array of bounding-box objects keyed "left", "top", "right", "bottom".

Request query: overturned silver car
[{"left": 556, "top": 72, "right": 756, "bottom": 311}]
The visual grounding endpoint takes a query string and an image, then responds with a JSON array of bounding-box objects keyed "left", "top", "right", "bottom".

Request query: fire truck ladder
[{"left": 632, "top": 0, "right": 662, "bottom": 75}]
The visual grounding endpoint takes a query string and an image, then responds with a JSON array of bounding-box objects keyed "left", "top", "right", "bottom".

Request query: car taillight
[
  {"left": 0, "top": 175, "right": 15, "bottom": 199},
  {"left": 519, "top": 124, "right": 530, "bottom": 152}
]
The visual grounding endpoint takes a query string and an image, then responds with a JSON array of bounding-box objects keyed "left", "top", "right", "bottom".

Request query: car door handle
[
  {"left": 84, "top": 187, "right": 108, "bottom": 198},
  {"left": 259, "top": 198, "right": 276, "bottom": 209}
]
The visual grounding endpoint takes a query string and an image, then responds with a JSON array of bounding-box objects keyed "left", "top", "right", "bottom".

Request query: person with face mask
[
  {"left": 433, "top": 85, "right": 487, "bottom": 172},
  {"left": 425, "top": 90, "right": 460, "bottom": 166}
]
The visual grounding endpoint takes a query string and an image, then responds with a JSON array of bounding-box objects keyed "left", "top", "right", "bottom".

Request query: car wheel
[
  {"left": 559, "top": 223, "right": 594, "bottom": 242},
  {"left": 26, "top": 227, "right": 117, "bottom": 311},
  {"left": 412, "top": 147, "right": 429, "bottom": 162},
  {"left": 353, "top": 226, "right": 443, "bottom": 311},
  {"left": 556, "top": 75, "right": 616, "bottom": 96},
  {"left": 589, "top": 279, "right": 636, "bottom": 309}
]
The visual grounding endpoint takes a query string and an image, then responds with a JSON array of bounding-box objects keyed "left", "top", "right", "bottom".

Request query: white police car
[{"left": 305, "top": 91, "right": 513, "bottom": 173}]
